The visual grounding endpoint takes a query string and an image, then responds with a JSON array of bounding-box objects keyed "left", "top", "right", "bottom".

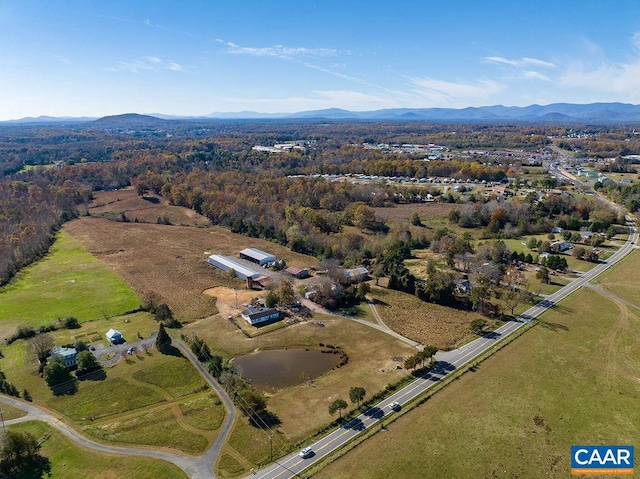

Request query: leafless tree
[{"left": 28, "top": 333, "right": 54, "bottom": 371}]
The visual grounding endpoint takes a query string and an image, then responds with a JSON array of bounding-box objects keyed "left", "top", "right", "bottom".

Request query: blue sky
[{"left": 1, "top": 0, "right": 640, "bottom": 119}]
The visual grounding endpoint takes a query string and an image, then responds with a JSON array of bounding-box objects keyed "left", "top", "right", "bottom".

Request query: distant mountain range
[{"left": 3, "top": 103, "right": 640, "bottom": 125}]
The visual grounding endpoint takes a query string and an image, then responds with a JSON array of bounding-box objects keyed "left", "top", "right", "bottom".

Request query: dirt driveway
[{"left": 202, "top": 286, "right": 266, "bottom": 319}]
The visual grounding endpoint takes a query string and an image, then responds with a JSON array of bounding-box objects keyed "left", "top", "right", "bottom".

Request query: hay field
[
  {"left": 374, "top": 202, "right": 458, "bottom": 224},
  {"left": 369, "top": 286, "right": 490, "bottom": 350},
  {"left": 89, "top": 188, "right": 211, "bottom": 226},
  {"left": 317, "top": 287, "right": 640, "bottom": 479},
  {"left": 64, "top": 216, "right": 317, "bottom": 321}
]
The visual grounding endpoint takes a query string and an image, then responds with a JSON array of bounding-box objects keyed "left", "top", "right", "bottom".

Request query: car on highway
[
  {"left": 389, "top": 401, "right": 401, "bottom": 411},
  {"left": 299, "top": 447, "right": 313, "bottom": 458}
]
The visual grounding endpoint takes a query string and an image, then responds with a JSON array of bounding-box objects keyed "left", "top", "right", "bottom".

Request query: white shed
[{"left": 106, "top": 328, "right": 123, "bottom": 344}]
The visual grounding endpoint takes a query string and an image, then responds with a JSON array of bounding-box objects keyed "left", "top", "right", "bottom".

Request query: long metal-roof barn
[
  {"left": 208, "top": 254, "right": 263, "bottom": 279},
  {"left": 239, "top": 247, "right": 276, "bottom": 265}
]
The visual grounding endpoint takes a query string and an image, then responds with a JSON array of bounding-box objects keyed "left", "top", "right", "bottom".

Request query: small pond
[{"left": 233, "top": 348, "right": 343, "bottom": 391}]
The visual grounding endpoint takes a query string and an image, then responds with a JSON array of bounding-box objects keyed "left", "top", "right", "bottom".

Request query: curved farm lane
[
  {"left": 172, "top": 339, "right": 237, "bottom": 478},
  {"left": 584, "top": 283, "right": 640, "bottom": 312},
  {"left": 0, "top": 338, "right": 237, "bottom": 479},
  {"left": 0, "top": 393, "right": 199, "bottom": 474},
  {"left": 300, "top": 298, "right": 421, "bottom": 349}
]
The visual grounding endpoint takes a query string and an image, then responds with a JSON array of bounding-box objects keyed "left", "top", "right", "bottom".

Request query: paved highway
[{"left": 249, "top": 217, "right": 638, "bottom": 479}]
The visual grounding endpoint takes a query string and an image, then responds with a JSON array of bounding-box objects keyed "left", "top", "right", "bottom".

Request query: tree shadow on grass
[
  {"left": 535, "top": 319, "right": 569, "bottom": 332},
  {"left": 77, "top": 369, "right": 107, "bottom": 381},
  {"left": 51, "top": 380, "right": 77, "bottom": 396},
  {"left": 159, "top": 345, "right": 184, "bottom": 359},
  {"left": 249, "top": 410, "right": 282, "bottom": 429},
  {"left": 370, "top": 298, "right": 389, "bottom": 306},
  {"left": 7, "top": 454, "right": 52, "bottom": 479}
]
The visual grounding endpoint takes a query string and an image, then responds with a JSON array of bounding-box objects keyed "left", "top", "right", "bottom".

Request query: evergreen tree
[
  {"left": 155, "top": 323, "right": 172, "bottom": 353},
  {"left": 43, "top": 360, "right": 72, "bottom": 388}
]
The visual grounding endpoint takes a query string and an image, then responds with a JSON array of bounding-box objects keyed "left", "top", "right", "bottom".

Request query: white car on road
[{"left": 299, "top": 447, "right": 313, "bottom": 458}]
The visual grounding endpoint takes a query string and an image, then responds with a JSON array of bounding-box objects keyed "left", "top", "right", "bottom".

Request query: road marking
[{"left": 251, "top": 222, "right": 639, "bottom": 479}]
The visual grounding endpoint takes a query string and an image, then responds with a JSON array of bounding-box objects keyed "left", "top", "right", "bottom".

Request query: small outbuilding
[
  {"left": 241, "top": 306, "right": 282, "bottom": 326},
  {"left": 239, "top": 248, "right": 276, "bottom": 266},
  {"left": 344, "top": 267, "right": 369, "bottom": 284},
  {"left": 454, "top": 279, "right": 473, "bottom": 294},
  {"left": 106, "top": 328, "right": 123, "bottom": 344},
  {"left": 51, "top": 346, "right": 78, "bottom": 368},
  {"left": 285, "top": 266, "right": 311, "bottom": 279}
]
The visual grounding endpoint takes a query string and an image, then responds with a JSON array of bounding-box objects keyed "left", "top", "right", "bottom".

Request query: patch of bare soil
[{"left": 203, "top": 286, "right": 265, "bottom": 319}]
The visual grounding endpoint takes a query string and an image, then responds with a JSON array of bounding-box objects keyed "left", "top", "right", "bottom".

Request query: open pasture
[
  {"left": 0, "top": 230, "right": 140, "bottom": 338},
  {"left": 317, "top": 286, "right": 640, "bottom": 479}
]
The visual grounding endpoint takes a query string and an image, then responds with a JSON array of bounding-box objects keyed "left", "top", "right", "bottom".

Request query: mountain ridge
[{"left": 3, "top": 102, "right": 640, "bottom": 124}]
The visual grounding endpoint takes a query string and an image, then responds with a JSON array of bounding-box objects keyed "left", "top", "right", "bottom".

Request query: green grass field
[
  {"left": 316, "top": 283, "right": 640, "bottom": 478},
  {"left": 2, "top": 324, "right": 224, "bottom": 455},
  {"left": 0, "top": 230, "right": 140, "bottom": 338},
  {"left": 594, "top": 249, "right": 640, "bottom": 306},
  {"left": 8, "top": 421, "right": 188, "bottom": 479}
]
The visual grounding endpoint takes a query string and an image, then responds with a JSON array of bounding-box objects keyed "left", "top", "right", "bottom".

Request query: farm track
[{"left": 0, "top": 338, "right": 236, "bottom": 479}]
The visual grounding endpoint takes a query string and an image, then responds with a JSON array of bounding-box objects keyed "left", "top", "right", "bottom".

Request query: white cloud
[
  {"left": 217, "top": 90, "right": 399, "bottom": 112},
  {"left": 217, "top": 39, "right": 337, "bottom": 59},
  {"left": 523, "top": 70, "right": 551, "bottom": 81},
  {"left": 483, "top": 55, "right": 556, "bottom": 83},
  {"left": 408, "top": 77, "right": 504, "bottom": 106},
  {"left": 558, "top": 33, "right": 640, "bottom": 102},
  {"left": 484, "top": 56, "right": 556, "bottom": 69},
  {"left": 559, "top": 60, "right": 640, "bottom": 99},
  {"left": 521, "top": 57, "right": 556, "bottom": 69},
  {"left": 108, "top": 56, "right": 185, "bottom": 74}
]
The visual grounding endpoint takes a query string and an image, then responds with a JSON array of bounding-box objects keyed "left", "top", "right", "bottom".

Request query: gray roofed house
[
  {"left": 51, "top": 346, "right": 77, "bottom": 367},
  {"left": 344, "top": 267, "right": 369, "bottom": 284},
  {"left": 241, "top": 306, "right": 282, "bottom": 326},
  {"left": 454, "top": 279, "right": 473, "bottom": 294}
]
